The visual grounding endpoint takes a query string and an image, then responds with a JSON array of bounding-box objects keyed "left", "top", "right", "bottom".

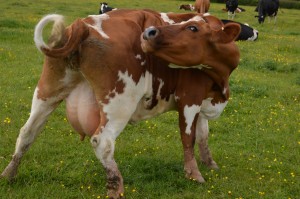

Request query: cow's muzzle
[{"left": 143, "top": 26, "right": 159, "bottom": 40}]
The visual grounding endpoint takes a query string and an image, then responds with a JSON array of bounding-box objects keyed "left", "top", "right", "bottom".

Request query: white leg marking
[
  {"left": 195, "top": 116, "right": 209, "bottom": 143},
  {"left": 183, "top": 105, "right": 201, "bottom": 135},
  {"left": 195, "top": 116, "right": 218, "bottom": 169}
]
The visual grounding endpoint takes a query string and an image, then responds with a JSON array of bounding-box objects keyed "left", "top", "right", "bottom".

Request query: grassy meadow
[{"left": 0, "top": 0, "right": 299, "bottom": 198}]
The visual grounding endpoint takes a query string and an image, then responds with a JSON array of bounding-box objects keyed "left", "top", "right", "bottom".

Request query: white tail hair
[{"left": 34, "top": 14, "right": 65, "bottom": 52}]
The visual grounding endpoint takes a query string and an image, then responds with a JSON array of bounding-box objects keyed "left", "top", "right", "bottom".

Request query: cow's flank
[{"left": 1, "top": 9, "right": 240, "bottom": 199}]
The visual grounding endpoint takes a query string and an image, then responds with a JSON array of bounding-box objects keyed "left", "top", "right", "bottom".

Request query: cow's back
[{"left": 258, "top": 0, "right": 279, "bottom": 16}]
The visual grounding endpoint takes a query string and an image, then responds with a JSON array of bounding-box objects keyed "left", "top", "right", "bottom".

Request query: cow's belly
[
  {"left": 130, "top": 95, "right": 176, "bottom": 122},
  {"left": 200, "top": 98, "right": 228, "bottom": 120},
  {"left": 66, "top": 81, "right": 100, "bottom": 138}
]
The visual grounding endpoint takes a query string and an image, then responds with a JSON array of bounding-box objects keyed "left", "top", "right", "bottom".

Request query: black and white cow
[
  {"left": 226, "top": 0, "right": 239, "bottom": 19},
  {"left": 99, "top": 2, "right": 115, "bottom": 14},
  {"left": 255, "top": 0, "right": 279, "bottom": 24},
  {"left": 222, "top": 19, "right": 259, "bottom": 41}
]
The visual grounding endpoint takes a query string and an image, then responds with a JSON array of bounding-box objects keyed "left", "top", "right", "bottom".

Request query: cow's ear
[{"left": 213, "top": 23, "right": 241, "bottom": 43}]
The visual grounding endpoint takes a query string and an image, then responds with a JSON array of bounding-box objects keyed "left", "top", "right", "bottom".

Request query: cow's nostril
[
  {"left": 143, "top": 27, "right": 159, "bottom": 40},
  {"left": 148, "top": 29, "right": 157, "bottom": 37}
]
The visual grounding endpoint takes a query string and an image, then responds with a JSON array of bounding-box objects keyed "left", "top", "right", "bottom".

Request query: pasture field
[{"left": 0, "top": 0, "right": 299, "bottom": 198}]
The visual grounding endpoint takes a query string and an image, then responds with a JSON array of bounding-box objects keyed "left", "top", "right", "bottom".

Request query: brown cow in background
[{"left": 195, "top": 0, "right": 210, "bottom": 13}]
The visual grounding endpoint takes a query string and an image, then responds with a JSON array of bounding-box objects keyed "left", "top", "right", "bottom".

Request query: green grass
[{"left": 0, "top": 0, "right": 299, "bottom": 198}]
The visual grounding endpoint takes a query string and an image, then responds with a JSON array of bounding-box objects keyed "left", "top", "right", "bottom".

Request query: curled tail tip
[{"left": 34, "top": 14, "right": 65, "bottom": 52}]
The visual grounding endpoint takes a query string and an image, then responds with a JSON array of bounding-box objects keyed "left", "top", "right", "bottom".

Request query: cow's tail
[{"left": 34, "top": 14, "right": 89, "bottom": 58}]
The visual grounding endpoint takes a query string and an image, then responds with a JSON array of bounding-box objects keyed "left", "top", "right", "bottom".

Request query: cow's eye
[{"left": 187, "top": 26, "right": 198, "bottom": 32}]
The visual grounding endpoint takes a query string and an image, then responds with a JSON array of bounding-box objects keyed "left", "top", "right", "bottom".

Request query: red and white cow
[
  {"left": 1, "top": 9, "right": 240, "bottom": 198},
  {"left": 194, "top": 0, "right": 210, "bottom": 14},
  {"left": 179, "top": 4, "right": 195, "bottom": 11}
]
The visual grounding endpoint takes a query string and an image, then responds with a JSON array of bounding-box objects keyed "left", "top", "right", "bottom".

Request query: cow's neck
[
  {"left": 202, "top": 66, "right": 231, "bottom": 99},
  {"left": 202, "top": 46, "right": 239, "bottom": 99}
]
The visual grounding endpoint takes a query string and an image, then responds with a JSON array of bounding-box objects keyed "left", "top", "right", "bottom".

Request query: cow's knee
[
  {"left": 91, "top": 133, "right": 115, "bottom": 164},
  {"left": 91, "top": 133, "right": 124, "bottom": 198}
]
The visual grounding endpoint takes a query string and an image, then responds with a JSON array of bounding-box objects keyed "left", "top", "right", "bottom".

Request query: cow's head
[
  {"left": 255, "top": 15, "right": 265, "bottom": 24},
  {"left": 141, "top": 15, "right": 240, "bottom": 69}
]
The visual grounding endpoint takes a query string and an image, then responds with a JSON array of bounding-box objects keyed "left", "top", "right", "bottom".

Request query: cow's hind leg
[
  {"left": 1, "top": 88, "right": 61, "bottom": 181},
  {"left": 196, "top": 117, "right": 218, "bottom": 169}
]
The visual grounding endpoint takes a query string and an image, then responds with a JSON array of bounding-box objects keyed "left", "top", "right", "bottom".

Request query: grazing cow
[
  {"left": 179, "top": 4, "right": 195, "bottom": 11},
  {"left": 226, "top": 0, "right": 239, "bottom": 19},
  {"left": 99, "top": 2, "right": 115, "bottom": 14},
  {"left": 221, "top": 19, "right": 259, "bottom": 41},
  {"left": 1, "top": 9, "right": 240, "bottom": 198},
  {"left": 255, "top": 0, "right": 279, "bottom": 23},
  {"left": 194, "top": 0, "right": 210, "bottom": 13}
]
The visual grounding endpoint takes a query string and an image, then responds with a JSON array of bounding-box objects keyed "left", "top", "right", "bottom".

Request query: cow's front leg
[
  {"left": 1, "top": 88, "right": 61, "bottom": 181},
  {"left": 178, "top": 110, "right": 205, "bottom": 183},
  {"left": 196, "top": 116, "right": 218, "bottom": 169}
]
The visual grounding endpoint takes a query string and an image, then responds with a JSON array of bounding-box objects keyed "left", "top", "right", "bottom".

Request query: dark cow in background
[
  {"left": 255, "top": 0, "right": 279, "bottom": 23},
  {"left": 179, "top": 4, "right": 195, "bottom": 11},
  {"left": 222, "top": 19, "right": 259, "bottom": 41},
  {"left": 99, "top": 2, "right": 115, "bottom": 14},
  {"left": 226, "top": 0, "right": 239, "bottom": 19}
]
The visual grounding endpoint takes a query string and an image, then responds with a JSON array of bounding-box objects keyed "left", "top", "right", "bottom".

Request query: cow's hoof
[
  {"left": 185, "top": 170, "right": 205, "bottom": 183},
  {"left": 203, "top": 160, "right": 219, "bottom": 170},
  {"left": 1, "top": 171, "right": 16, "bottom": 182},
  {"left": 107, "top": 190, "right": 125, "bottom": 199},
  {"left": 1, "top": 161, "right": 19, "bottom": 182}
]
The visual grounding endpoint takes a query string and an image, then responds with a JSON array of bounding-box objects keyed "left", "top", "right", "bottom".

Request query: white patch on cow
[
  {"left": 141, "top": 60, "right": 146, "bottom": 66},
  {"left": 174, "top": 95, "right": 180, "bottom": 101},
  {"left": 130, "top": 72, "right": 176, "bottom": 122},
  {"left": 168, "top": 63, "right": 211, "bottom": 70},
  {"left": 184, "top": 105, "right": 201, "bottom": 135},
  {"left": 200, "top": 98, "right": 228, "bottom": 120},
  {"left": 98, "top": 70, "right": 146, "bottom": 139},
  {"left": 135, "top": 54, "right": 142, "bottom": 60},
  {"left": 135, "top": 54, "right": 146, "bottom": 66},
  {"left": 88, "top": 14, "right": 110, "bottom": 39},
  {"left": 203, "top": 13, "right": 210, "bottom": 17},
  {"left": 248, "top": 29, "right": 259, "bottom": 41},
  {"left": 160, "top": 13, "right": 175, "bottom": 24},
  {"left": 222, "top": 87, "right": 227, "bottom": 95},
  {"left": 157, "top": 78, "right": 164, "bottom": 96},
  {"left": 179, "top": 16, "right": 206, "bottom": 24}
]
